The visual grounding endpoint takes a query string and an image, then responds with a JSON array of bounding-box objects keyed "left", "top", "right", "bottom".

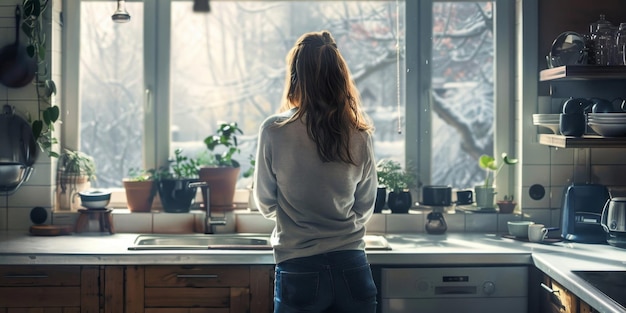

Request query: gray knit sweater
[{"left": 253, "top": 109, "right": 378, "bottom": 264}]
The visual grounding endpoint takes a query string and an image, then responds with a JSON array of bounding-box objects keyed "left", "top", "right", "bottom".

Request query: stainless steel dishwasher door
[{"left": 381, "top": 266, "right": 528, "bottom": 313}]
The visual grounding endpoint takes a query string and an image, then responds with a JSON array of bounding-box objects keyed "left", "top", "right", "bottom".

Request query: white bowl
[
  {"left": 507, "top": 221, "right": 534, "bottom": 237},
  {"left": 588, "top": 122, "right": 626, "bottom": 137},
  {"left": 79, "top": 189, "right": 112, "bottom": 209},
  {"left": 532, "top": 121, "right": 560, "bottom": 134}
]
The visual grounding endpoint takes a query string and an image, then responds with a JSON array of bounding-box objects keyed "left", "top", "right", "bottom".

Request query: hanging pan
[
  {"left": 0, "top": 104, "right": 38, "bottom": 195},
  {"left": 0, "top": 5, "right": 36, "bottom": 88}
]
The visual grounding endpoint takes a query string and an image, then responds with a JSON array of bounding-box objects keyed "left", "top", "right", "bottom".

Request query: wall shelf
[
  {"left": 540, "top": 65, "right": 626, "bottom": 82},
  {"left": 538, "top": 134, "right": 626, "bottom": 148}
]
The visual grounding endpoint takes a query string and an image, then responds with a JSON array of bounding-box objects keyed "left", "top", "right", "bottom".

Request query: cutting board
[{"left": 29, "top": 225, "right": 73, "bottom": 236}]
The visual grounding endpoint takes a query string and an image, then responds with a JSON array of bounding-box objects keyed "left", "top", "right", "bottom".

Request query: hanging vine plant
[{"left": 21, "top": 0, "right": 60, "bottom": 158}]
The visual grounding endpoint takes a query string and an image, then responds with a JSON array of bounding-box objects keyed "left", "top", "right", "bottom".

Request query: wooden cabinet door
[
  {"left": 0, "top": 265, "right": 99, "bottom": 312},
  {"left": 124, "top": 265, "right": 274, "bottom": 313}
]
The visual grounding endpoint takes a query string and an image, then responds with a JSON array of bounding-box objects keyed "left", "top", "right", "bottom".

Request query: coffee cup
[
  {"left": 456, "top": 190, "right": 473, "bottom": 205},
  {"left": 528, "top": 224, "right": 548, "bottom": 242}
]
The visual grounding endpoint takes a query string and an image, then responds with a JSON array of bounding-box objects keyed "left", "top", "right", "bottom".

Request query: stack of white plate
[
  {"left": 588, "top": 113, "right": 626, "bottom": 137},
  {"left": 532, "top": 114, "right": 560, "bottom": 134}
]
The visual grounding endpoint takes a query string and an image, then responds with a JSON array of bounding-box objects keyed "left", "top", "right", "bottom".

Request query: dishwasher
[{"left": 381, "top": 266, "right": 528, "bottom": 313}]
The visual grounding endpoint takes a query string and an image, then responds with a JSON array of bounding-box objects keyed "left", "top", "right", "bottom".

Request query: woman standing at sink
[{"left": 254, "top": 30, "right": 378, "bottom": 313}]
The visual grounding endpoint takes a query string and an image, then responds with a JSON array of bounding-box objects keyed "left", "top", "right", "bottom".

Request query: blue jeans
[{"left": 274, "top": 250, "right": 377, "bottom": 313}]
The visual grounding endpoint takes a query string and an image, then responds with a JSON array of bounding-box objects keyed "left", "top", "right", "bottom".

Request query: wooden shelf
[
  {"left": 538, "top": 134, "right": 626, "bottom": 148},
  {"left": 540, "top": 65, "right": 626, "bottom": 81}
]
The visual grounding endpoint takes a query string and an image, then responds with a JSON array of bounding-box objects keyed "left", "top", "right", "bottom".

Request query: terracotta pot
[
  {"left": 198, "top": 166, "right": 240, "bottom": 211},
  {"left": 497, "top": 201, "right": 516, "bottom": 214},
  {"left": 123, "top": 180, "right": 156, "bottom": 212}
]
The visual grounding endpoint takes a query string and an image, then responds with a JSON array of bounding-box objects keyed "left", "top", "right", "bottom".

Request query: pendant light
[{"left": 112, "top": 0, "right": 131, "bottom": 23}]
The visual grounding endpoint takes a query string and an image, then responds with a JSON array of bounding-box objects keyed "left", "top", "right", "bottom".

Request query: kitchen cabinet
[
  {"left": 540, "top": 274, "right": 599, "bottom": 313},
  {"left": 0, "top": 265, "right": 99, "bottom": 312},
  {"left": 124, "top": 265, "right": 274, "bottom": 313},
  {"left": 538, "top": 65, "right": 626, "bottom": 149}
]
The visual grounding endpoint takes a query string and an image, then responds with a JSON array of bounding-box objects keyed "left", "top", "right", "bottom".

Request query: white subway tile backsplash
[
  {"left": 6, "top": 185, "right": 54, "bottom": 208},
  {"left": 465, "top": 214, "right": 497, "bottom": 233},
  {"left": 234, "top": 211, "right": 273, "bottom": 233},
  {"left": 521, "top": 165, "right": 551, "bottom": 187},
  {"left": 521, "top": 208, "right": 551, "bottom": 226},
  {"left": 550, "top": 165, "right": 575, "bottom": 185},
  {"left": 386, "top": 213, "right": 423, "bottom": 233},
  {"left": 591, "top": 148, "right": 626, "bottom": 164},
  {"left": 7, "top": 207, "right": 35, "bottom": 231},
  {"left": 593, "top": 165, "right": 626, "bottom": 186},
  {"left": 444, "top": 213, "right": 465, "bottom": 232},
  {"left": 153, "top": 213, "right": 195, "bottom": 234},
  {"left": 550, "top": 147, "right": 575, "bottom": 165},
  {"left": 521, "top": 185, "right": 549, "bottom": 209},
  {"left": 113, "top": 211, "right": 153, "bottom": 233}
]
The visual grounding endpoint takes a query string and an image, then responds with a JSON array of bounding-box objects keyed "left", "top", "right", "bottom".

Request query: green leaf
[
  {"left": 44, "top": 80, "right": 57, "bottom": 97},
  {"left": 26, "top": 45, "right": 35, "bottom": 58},
  {"left": 478, "top": 155, "right": 497, "bottom": 171},
  {"left": 32, "top": 120, "right": 43, "bottom": 139},
  {"left": 27, "top": 0, "right": 41, "bottom": 18}
]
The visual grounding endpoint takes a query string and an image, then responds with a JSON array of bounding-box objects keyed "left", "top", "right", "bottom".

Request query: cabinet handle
[
  {"left": 176, "top": 274, "right": 218, "bottom": 279},
  {"left": 541, "top": 283, "right": 566, "bottom": 310},
  {"left": 4, "top": 274, "right": 49, "bottom": 278}
]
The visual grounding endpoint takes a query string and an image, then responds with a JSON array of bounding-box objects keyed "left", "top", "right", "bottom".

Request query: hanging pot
[
  {"left": 0, "top": 6, "right": 37, "bottom": 88},
  {"left": 0, "top": 104, "right": 37, "bottom": 195}
]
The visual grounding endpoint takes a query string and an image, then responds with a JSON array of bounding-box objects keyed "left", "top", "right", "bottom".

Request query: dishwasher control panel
[{"left": 381, "top": 266, "right": 527, "bottom": 313}]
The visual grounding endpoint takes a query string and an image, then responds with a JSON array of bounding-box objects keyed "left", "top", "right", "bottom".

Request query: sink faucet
[{"left": 188, "top": 182, "right": 227, "bottom": 234}]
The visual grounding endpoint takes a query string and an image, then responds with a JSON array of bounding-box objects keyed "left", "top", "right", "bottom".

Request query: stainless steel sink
[
  {"left": 128, "top": 234, "right": 390, "bottom": 251},
  {"left": 128, "top": 234, "right": 273, "bottom": 250}
]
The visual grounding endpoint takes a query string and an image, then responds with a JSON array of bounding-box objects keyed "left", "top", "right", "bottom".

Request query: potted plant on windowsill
[
  {"left": 376, "top": 159, "right": 416, "bottom": 214},
  {"left": 155, "top": 148, "right": 200, "bottom": 213},
  {"left": 496, "top": 194, "right": 517, "bottom": 214},
  {"left": 123, "top": 168, "right": 157, "bottom": 213},
  {"left": 56, "top": 149, "right": 96, "bottom": 211},
  {"left": 476, "top": 153, "right": 518, "bottom": 209},
  {"left": 198, "top": 122, "right": 244, "bottom": 212}
]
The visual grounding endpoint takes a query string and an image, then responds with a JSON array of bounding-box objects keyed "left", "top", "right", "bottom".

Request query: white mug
[{"left": 528, "top": 224, "right": 548, "bottom": 242}]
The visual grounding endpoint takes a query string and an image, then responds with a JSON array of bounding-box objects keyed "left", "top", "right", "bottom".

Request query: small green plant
[
  {"left": 157, "top": 148, "right": 200, "bottom": 180},
  {"left": 376, "top": 159, "right": 415, "bottom": 193},
  {"left": 58, "top": 149, "right": 96, "bottom": 181},
  {"left": 242, "top": 154, "right": 255, "bottom": 178},
  {"left": 478, "top": 152, "right": 518, "bottom": 188},
  {"left": 502, "top": 195, "right": 515, "bottom": 202},
  {"left": 203, "top": 122, "right": 243, "bottom": 167},
  {"left": 125, "top": 168, "right": 155, "bottom": 182}
]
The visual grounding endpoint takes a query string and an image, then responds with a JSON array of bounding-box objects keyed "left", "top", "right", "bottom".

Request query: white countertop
[{"left": 1, "top": 231, "right": 625, "bottom": 312}]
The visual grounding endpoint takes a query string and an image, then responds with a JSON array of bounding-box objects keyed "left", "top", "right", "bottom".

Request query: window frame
[{"left": 63, "top": 0, "right": 517, "bottom": 200}]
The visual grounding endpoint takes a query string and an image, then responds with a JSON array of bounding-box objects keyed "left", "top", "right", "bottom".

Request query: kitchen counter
[{"left": 1, "top": 231, "right": 625, "bottom": 312}]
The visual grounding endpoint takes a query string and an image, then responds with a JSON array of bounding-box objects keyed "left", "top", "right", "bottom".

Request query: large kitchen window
[{"left": 65, "top": 0, "right": 514, "bottom": 197}]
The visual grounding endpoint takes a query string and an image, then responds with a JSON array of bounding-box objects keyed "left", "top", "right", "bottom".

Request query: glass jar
[
  {"left": 590, "top": 14, "right": 616, "bottom": 65},
  {"left": 616, "top": 23, "right": 626, "bottom": 65}
]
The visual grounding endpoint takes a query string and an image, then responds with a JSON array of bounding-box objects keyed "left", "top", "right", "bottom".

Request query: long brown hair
[{"left": 279, "top": 30, "right": 372, "bottom": 164}]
